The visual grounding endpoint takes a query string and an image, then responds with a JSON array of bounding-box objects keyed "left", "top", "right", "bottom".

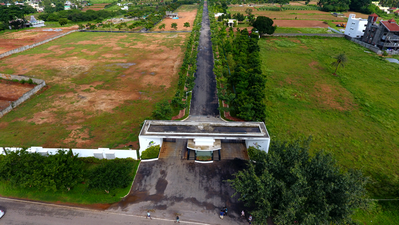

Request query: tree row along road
[{"left": 189, "top": 1, "right": 219, "bottom": 117}]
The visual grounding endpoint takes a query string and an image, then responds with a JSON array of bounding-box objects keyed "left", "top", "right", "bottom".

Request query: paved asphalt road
[
  {"left": 0, "top": 197, "right": 210, "bottom": 225},
  {"left": 106, "top": 141, "right": 249, "bottom": 225},
  {"left": 190, "top": 2, "right": 219, "bottom": 117}
]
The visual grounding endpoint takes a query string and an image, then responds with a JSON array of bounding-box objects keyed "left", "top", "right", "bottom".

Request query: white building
[
  {"left": 345, "top": 14, "right": 368, "bottom": 38},
  {"left": 121, "top": 6, "right": 128, "bottom": 10},
  {"left": 139, "top": 120, "right": 270, "bottom": 161}
]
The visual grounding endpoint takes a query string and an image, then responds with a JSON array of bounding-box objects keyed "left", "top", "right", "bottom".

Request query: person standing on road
[
  {"left": 146, "top": 211, "right": 152, "bottom": 220},
  {"left": 241, "top": 210, "right": 245, "bottom": 218},
  {"left": 224, "top": 207, "right": 228, "bottom": 216},
  {"left": 175, "top": 215, "right": 180, "bottom": 223},
  {"left": 248, "top": 215, "right": 252, "bottom": 224}
]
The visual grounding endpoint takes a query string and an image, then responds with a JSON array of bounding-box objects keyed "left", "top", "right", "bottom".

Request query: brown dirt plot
[
  {"left": 0, "top": 80, "right": 36, "bottom": 110},
  {"left": 0, "top": 32, "right": 188, "bottom": 148},
  {"left": 0, "top": 26, "right": 77, "bottom": 54},
  {"left": 153, "top": 10, "right": 197, "bottom": 31}
]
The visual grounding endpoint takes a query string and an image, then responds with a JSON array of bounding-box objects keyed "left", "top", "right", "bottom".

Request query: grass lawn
[
  {"left": 0, "top": 32, "right": 188, "bottom": 149},
  {"left": 259, "top": 36, "right": 399, "bottom": 222},
  {"left": 0, "top": 159, "right": 140, "bottom": 205}
]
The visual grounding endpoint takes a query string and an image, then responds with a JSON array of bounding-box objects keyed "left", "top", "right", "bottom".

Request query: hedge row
[{"left": 0, "top": 149, "right": 137, "bottom": 192}]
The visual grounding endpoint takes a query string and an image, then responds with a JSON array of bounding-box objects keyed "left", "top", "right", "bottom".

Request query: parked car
[{"left": 0, "top": 209, "right": 4, "bottom": 219}]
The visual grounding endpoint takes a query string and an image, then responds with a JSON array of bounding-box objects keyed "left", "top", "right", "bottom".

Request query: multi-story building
[
  {"left": 344, "top": 14, "right": 368, "bottom": 38},
  {"left": 361, "top": 13, "right": 399, "bottom": 51}
]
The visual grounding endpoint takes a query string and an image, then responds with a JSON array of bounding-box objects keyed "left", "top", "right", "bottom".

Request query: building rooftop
[
  {"left": 381, "top": 20, "right": 399, "bottom": 32},
  {"left": 140, "top": 120, "right": 269, "bottom": 139}
]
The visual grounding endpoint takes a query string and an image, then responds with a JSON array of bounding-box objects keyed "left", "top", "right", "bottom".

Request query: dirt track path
[{"left": 189, "top": 2, "right": 219, "bottom": 117}]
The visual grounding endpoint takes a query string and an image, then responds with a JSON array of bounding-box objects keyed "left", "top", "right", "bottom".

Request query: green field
[
  {"left": 275, "top": 27, "right": 330, "bottom": 33},
  {"left": 0, "top": 32, "right": 188, "bottom": 149},
  {"left": 260, "top": 36, "right": 399, "bottom": 223}
]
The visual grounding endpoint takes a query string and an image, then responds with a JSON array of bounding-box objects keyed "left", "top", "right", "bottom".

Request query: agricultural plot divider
[
  {"left": 171, "top": 3, "right": 203, "bottom": 119},
  {"left": 0, "top": 30, "right": 77, "bottom": 59},
  {"left": 0, "top": 73, "right": 46, "bottom": 118}
]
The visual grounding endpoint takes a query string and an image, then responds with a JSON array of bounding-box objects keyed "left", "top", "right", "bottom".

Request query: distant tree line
[{"left": 38, "top": 9, "right": 121, "bottom": 22}]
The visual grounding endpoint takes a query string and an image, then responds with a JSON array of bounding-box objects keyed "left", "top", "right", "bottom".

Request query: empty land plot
[
  {"left": 229, "top": 7, "right": 346, "bottom": 22},
  {"left": 0, "top": 32, "right": 189, "bottom": 148},
  {"left": 152, "top": 5, "right": 197, "bottom": 31},
  {"left": 0, "top": 80, "right": 36, "bottom": 111},
  {"left": 0, "top": 27, "right": 77, "bottom": 54},
  {"left": 259, "top": 37, "right": 399, "bottom": 201}
]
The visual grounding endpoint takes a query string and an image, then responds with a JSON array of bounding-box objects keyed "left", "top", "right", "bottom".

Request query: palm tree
[{"left": 331, "top": 53, "right": 347, "bottom": 75}]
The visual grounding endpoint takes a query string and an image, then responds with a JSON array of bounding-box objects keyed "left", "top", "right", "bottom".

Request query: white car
[{"left": 0, "top": 209, "right": 4, "bottom": 219}]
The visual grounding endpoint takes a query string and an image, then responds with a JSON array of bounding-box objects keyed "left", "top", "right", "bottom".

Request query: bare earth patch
[
  {"left": 0, "top": 80, "right": 36, "bottom": 110},
  {"left": 0, "top": 26, "right": 77, "bottom": 54},
  {"left": 0, "top": 32, "right": 188, "bottom": 148},
  {"left": 153, "top": 10, "right": 197, "bottom": 31},
  {"left": 313, "top": 82, "right": 357, "bottom": 111}
]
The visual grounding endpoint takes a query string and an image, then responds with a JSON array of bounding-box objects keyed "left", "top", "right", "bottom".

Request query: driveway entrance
[{"left": 109, "top": 140, "right": 248, "bottom": 225}]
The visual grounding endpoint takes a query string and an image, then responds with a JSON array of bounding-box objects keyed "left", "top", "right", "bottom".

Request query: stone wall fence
[
  {"left": 0, "top": 73, "right": 46, "bottom": 118},
  {"left": 0, "top": 30, "right": 77, "bottom": 59}
]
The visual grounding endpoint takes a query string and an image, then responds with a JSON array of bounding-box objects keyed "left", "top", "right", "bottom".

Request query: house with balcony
[{"left": 362, "top": 13, "right": 399, "bottom": 51}]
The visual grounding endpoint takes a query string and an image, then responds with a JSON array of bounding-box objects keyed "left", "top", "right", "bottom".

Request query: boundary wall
[
  {"left": 0, "top": 146, "right": 138, "bottom": 160},
  {"left": 345, "top": 36, "right": 383, "bottom": 54},
  {"left": 0, "top": 74, "right": 46, "bottom": 118},
  {"left": 0, "top": 30, "right": 77, "bottom": 59}
]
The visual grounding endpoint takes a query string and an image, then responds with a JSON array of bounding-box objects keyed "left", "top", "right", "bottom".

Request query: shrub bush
[
  {"left": 88, "top": 159, "right": 133, "bottom": 191},
  {"left": 141, "top": 145, "right": 160, "bottom": 159}
]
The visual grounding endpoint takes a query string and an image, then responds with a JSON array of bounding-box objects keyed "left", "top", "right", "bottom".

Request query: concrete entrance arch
[{"left": 139, "top": 120, "right": 270, "bottom": 160}]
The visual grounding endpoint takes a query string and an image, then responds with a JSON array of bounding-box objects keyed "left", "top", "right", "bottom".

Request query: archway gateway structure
[{"left": 139, "top": 120, "right": 270, "bottom": 161}]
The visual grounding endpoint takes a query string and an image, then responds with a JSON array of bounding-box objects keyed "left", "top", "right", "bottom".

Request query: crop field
[
  {"left": 152, "top": 5, "right": 198, "bottom": 31},
  {"left": 0, "top": 32, "right": 188, "bottom": 149},
  {"left": 0, "top": 27, "right": 77, "bottom": 54},
  {"left": 260, "top": 36, "right": 399, "bottom": 223}
]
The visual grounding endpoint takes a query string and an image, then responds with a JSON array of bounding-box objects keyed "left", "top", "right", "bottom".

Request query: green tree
[
  {"left": 58, "top": 18, "right": 68, "bottom": 26},
  {"left": 331, "top": 53, "right": 347, "bottom": 75},
  {"left": 55, "top": 2, "right": 64, "bottom": 12},
  {"left": 78, "top": 24, "right": 85, "bottom": 29},
  {"left": 171, "top": 22, "right": 177, "bottom": 29},
  {"left": 158, "top": 23, "right": 166, "bottom": 29},
  {"left": 183, "top": 22, "right": 190, "bottom": 28},
  {"left": 115, "top": 24, "right": 123, "bottom": 30},
  {"left": 252, "top": 16, "right": 276, "bottom": 36},
  {"left": 318, "top": 0, "right": 351, "bottom": 11},
  {"left": 245, "top": 8, "right": 253, "bottom": 16},
  {"left": 276, "top": 0, "right": 290, "bottom": 9},
  {"left": 229, "top": 139, "right": 369, "bottom": 225},
  {"left": 88, "top": 160, "right": 133, "bottom": 191},
  {"left": 152, "top": 99, "right": 172, "bottom": 120}
]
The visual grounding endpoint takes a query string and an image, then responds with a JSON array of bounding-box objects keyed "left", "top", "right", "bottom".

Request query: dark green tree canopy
[
  {"left": 229, "top": 139, "right": 369, "bottom": 225},
  {"left": 252, "top": 16, "right": 276, "bottom": 35}
]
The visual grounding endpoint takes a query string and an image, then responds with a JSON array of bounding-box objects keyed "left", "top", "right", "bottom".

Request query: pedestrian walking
[
  {"left": 146, "top": 211, "right": 152, "bottom": 220},
  {"left": 219, "top": 210, "right": 225, "bottom": 219},
  {"left": 248, "top": 215, "right": 252, "bottom": 224},
  {"left": 241, "top": 210, "right": 245, "bottom": 218},
  {"left": 175, "top": 215, "right": 180, "bottom": 223},
  {"left": 224, "top": 207, "right": 228, "bottom": 216}
]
